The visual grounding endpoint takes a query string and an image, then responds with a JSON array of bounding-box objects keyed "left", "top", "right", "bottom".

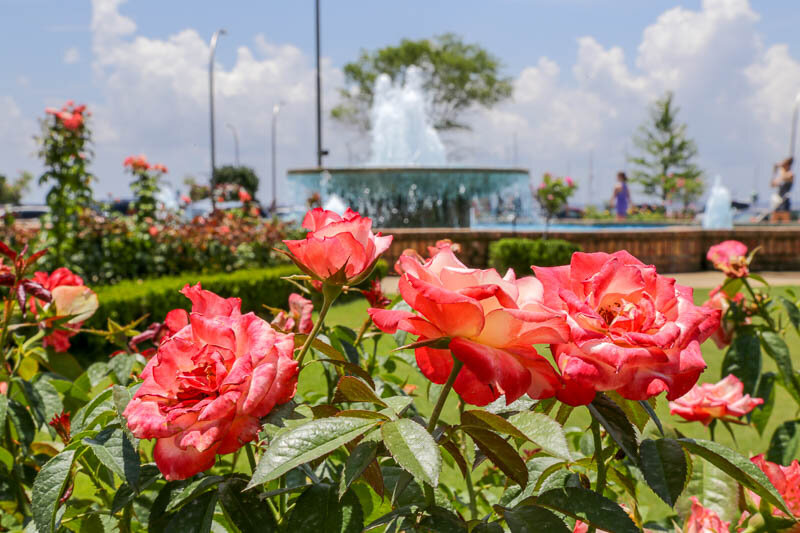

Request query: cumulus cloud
[
  {"left": 466, "top": 0, "right": 800, "bottom": 205},
  {"left": 63, "top": 47, "right": 80, "bottom": 64}
]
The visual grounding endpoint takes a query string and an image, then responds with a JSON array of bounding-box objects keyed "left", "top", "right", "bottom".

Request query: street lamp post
[
  {"left": 271, "top": 102, "right": 284, "bottom": 213},
  {"left": 209, "top": 28, "right": 227, "bottom": 209},
  {"left": 315, "top": 0, "right": 327, "bottom": 167},
  {"left": 226, "top": 123, "right": 240, "bottom": 166},
  {"left": 790, "top": 92, "right": 800, "bottom": 159}
]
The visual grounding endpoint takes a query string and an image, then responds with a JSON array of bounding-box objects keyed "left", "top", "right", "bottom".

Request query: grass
[{"left": 298, "top": 285, "right": 800, "bottom": 520}]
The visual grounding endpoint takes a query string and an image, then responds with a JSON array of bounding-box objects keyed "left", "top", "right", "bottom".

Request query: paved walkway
[{"left": 381, "top": 271, "right": 800, "bottom": 294}]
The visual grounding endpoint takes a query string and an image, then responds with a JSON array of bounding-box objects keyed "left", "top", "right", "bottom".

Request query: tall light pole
[
  {"left": 226, "top": 123, "right": 240, "bottom": 166},
  {"left": 271, "top": 102, "right": 284, "bottom": 212},
  {"left": 790, "top": 92, "right": 800, "bottom": 159},
  {"left": 209, "top": 28, "right": 227, "bottom": 208},
  {"left": 315, "top": 0, "right": 327, "bottom": 167}
]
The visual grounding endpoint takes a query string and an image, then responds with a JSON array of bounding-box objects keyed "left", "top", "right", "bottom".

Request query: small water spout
[
  {"left": 368, "top": 66, "right": 447, "bottom": 166},
  {"left": 702, "top": 175, "right": 733, "bottom": 229}
]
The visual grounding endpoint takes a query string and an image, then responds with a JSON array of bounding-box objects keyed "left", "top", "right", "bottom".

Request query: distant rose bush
[{"left": 124, "top": 284, "right": 298, "bottom": 480}]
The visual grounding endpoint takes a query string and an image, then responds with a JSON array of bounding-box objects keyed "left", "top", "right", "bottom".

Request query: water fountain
[
  {"left": 702, "top": 175, "right": 733, "bottom": 229},
  {"left": 289, "top": 66, "right": 531, "bottom": 227}
]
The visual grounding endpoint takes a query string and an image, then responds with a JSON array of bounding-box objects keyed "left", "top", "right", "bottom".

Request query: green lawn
[{"left": 298, "top": 286, "right": 800, "bottom": 519}]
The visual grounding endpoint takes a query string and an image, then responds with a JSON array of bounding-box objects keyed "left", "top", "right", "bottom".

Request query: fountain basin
[{"left": 288, "top": 167, "right": 532, "bottom": 228}]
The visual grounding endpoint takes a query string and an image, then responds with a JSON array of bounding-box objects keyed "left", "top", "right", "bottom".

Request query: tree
[
  {"left": 211, "top": 165, "right": 259, "bottom": 196},
  {"left": 534, "top": 173, "right": 576, "bottom": 237},
  {"left": 628, "top": 92, "right": 703, "bottom": 209},
  {"left": 332, "top": 33, "right": 513, "bottom": 132},
  {"left": 0, "top": 172, "right": 32, "bottom": 205}
]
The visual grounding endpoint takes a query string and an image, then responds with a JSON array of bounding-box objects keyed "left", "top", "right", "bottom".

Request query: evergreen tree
[{"left": 628, "top": 92, "right": 703, "bottom": 210}]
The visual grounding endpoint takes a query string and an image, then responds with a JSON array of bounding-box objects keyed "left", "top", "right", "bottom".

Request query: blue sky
[{"left": 2, "top": 0, "right": 800, "bottom": 206}]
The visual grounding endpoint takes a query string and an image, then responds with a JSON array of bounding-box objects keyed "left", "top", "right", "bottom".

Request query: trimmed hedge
[
  {"left": 488, "top": 238, "right": 581, "bottom": 276},
  {"left": 88, "top": 264, "right": 301, "bottom": 328}
]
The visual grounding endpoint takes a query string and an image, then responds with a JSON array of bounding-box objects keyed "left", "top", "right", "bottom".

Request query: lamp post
[
  {"left": 209, "top": 28, "right": 227, "bottom": 209},
  {"left": 315, "top": 0, "right": 327, "bottom": 167},
  {"left": 271, "top": 102, "right": 284, "bottom": 212},
  {"left": 790, "top": 92, "right": 800, "bottom": 159},
  {"left": 226, "top": 123, "right": 240, "bottom": 166}
]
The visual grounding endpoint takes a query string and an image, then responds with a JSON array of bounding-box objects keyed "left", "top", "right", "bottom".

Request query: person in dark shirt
[{"left": 771, "top": 157, "right": 794, "bottom": 222}]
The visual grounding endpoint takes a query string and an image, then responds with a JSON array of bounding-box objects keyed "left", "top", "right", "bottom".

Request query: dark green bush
[{"left": 488, "top": 238, "right": 581, "bottom": 275}]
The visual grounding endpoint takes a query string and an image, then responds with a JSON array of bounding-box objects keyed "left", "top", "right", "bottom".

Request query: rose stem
[{"left": 296, "top": 283, "right": 342, "bottom": 366}]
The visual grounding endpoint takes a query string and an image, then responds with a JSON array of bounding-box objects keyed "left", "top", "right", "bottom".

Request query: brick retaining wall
[{"left": 378, "top": 226, "right": 800, "bottom": 273}]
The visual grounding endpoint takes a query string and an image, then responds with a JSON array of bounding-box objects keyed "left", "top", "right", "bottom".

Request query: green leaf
[
  {"left": 533, "top": 487, "right": 639, "bottom": 533},
  {"left": 722, "top": 334, "right": 761, "bottom": 396},
  {"left": 507, "top": 412, "right": 571, "bottom": 461},
  {"left": 471, "top": 522, "right": 505, "bottom": 533},
  {"left": 218, "top": 477, "right": 278, "bottom": 533},
  {"left": 752, "top": 372, "right": 776, "bottom": 436},
  {"left": 587, "top": 394, "right": 639, "bottom": 464},
  {"left": 83, "top": 427, "right": 140, "bottom": 486},
  {"left": 152, "top": 489, "right": 217, "bottom": 533},
  {"left": 639, "top": 438, "right": 688, "bottom": 506},
  {"left": 286, "top": 483, "right": 364, "bottom": 533},
  {"left": 32, "top": 378, "right": 64, "bottom": 430},
  {"left": 312, "top": 358, "right": 376, "bottom": 388},
  {"left": 675, "top": 456, "right": 739, "bottom": 524},
  {"left": 638, "top": 399, "right": 664, "bottom": 435},
  {"left": 417, "top": 507, "right": 468, "bottom": 532},
  {"left": 760, "top": 331, "right": 800, "bottom": 403},
  {"left": 605, "top": 391, "right": 650, "bottom": 432},
  {"left": 382, "top": 419, "right": 441, "bottom": 487},
  {"left": 32, "top": 449, "right": 77, "bottom": 533},
  {"left": 463, "top": 426, "right": 528, "bottom": 488},
  {"left": 0, "top": 395, "right": 7, "bottom": 441},
  {"left": 501, "top": 504, "right": 570, "bottom": 533},
  {"left": 7, "top": 400, "right": 35, "bottom": 452},
  {"left": 248, "top": 417, "right": 378, "bottom": 488},
  {"left": 333, "top": 376, "right": 387, "bottom": 408},
  {"left": 461, "top": 410, "right": 526, "bottom": 439},
  {"left": 108, "top": 352, "right": 135, "bottom": 385},
  {"left": 165, "top": 475, "right": 223, "bottom": 512},
  {"left": 340, "top": 440, "right": 379, "bottom": 499},
  {"left": 780, "top": 296, "right": 800, "bottom": 333},
  {"left": 678, "top": 438, "right": 794, "bottom": 517},
  {"left": 767, "top": 420, "right": 800, "bottom": 466}
]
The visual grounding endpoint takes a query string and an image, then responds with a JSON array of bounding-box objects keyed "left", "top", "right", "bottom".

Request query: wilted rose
[
  {"left": 124, "top": 284, "right": 298, "bottom": 480},
  {"left": 271, "top": 293, "right": 314, "bottom": 334},
  {"left": 707, "top": 240, "right": 749, "bottom": 278},
  {"left": 535, "top": 251, "right": 719, "bottom": 406}
]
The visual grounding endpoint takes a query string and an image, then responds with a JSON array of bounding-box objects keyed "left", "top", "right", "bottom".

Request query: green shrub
[{"left": 488, "top": 238, "right": 581, "bottom": 275}]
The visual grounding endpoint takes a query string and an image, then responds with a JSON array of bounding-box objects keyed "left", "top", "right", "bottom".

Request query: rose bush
[{"left": 123, "top": 283, "right": 298, "bottom": 480}]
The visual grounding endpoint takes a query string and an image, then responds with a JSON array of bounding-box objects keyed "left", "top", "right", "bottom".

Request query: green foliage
[
  {"left": 488, "top": 238, "right": 581, "bottom": 276},
  {"left": 628, "top": 92, "right": 704, "bottom": 207},
  {"left": 332, "top": 33, "right": 513, "bottom": 131},
  {"left": 36, "top": 102, "right": 95, "bottom": 264},
  {"left": 89, "top": 265, "right": 298, "bottom": 329},
  {"left": 0, "top": 172, "right": 31, "bottom": 205},
  {"left": 212, "top": 165, "right": 260, "bottom": 195},
  {"left": 534, "top": 173, "right": 577, "bottom": 228}
]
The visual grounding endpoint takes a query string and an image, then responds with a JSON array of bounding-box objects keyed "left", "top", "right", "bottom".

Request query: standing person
[
  {"left": 771, "top": 157, "right": 794, "bottom": 223},
  {"left": 611, "top": 171, "right": 631, "bottom": 219}
]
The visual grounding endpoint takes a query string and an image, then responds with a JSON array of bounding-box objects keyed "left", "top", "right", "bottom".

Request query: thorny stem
[
  {"left": 296, "top": 284, "right": 342, "bottom": 366},
  {"left": 459, "top": 401, "right": 478, "bottom": 520},
  {"left": 588, "top": 417, "right": 607, "bottom": 533},
  {"left": 353, "top": 316, "right": 371, "bottom": 348},
  {"left": 743, "top": 278, "right": 775, "bottom": 329}
]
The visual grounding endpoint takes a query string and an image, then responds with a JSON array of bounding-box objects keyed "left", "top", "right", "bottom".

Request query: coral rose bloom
[
  {"left": 684, "top": 497, "right": 731, "bottom": 533},
  {"left": 271, "top": 293, "right": 314, "bottom": 334},
  {"left": 535, "top": 251, "right": 719, "bottom": 406},
  {"left": 749, "top": 455, "right": 800, "bottom": 530},
  {"left": 283, "top": 208, "right": 392, "bottom": 285},
  {"left": 702, "top": 285, "right": 745, "bottom": 349},
  {"left": 370, "top": 244, "right": 569, "bottom": 406},
  {"left": 707, "top": 240, "right": 749, "bottom": 278},
  {"left": 124, "top": 284, "right": 298, "bottom": 480},
  {"left": 32, "top": 267, "right": 95, "bottom": 352},
  {"left": 669, "top": 374, "right": 763, "bottom": 426}
]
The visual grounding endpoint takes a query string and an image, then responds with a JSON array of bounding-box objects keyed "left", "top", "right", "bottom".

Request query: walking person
[
  {"left": 770, "top": 157, "right": 794, "bottom": 223},
  {"left": 611, "top": 171, "right": 631, "bottom": 219}
]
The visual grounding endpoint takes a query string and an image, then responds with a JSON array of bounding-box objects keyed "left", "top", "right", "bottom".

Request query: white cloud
[
  {"left": 0, "top": 96, "right": 38, "bottom": 180},
  {"left": 466, "top": 0, "right": 800, "bottom": 205},
  {"left": 63, "top": 47, "right": 80, "bottom": 64}
]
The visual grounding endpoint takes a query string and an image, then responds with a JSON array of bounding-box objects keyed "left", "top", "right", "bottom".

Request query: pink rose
[
  {"left": 238, "top": 189, "right": 252, "bottom": 203},
  {"left": 565, "top": 176, "right": 574, "bottom": 187},
  {"left": 534, "top": 251, "right": 719, "bottom": 406},
  {"left": 124, "top": 284, "right": 298, "bottom": 480},
  {"left": 283, "top": 208, "right": 392, "bottom": 286},
  {"left": 669, "top": 374, "right": 763, "bottom": 426},
  {"left": 684, "top": 497, "right": 731, "bottom": 533},
  {"left": 749, "top": 454, "right": 800, "bottom": 522},
  {"left": 271, "top": 293, "right": 314, "bottom": 334},
  {"left": 370, "top": 244, "right": 568, "bottom": 406},
  {"left": 32, "top": 267, "right": 96, "bottom": 352},
  {"left": 707, "top": 240, "right": 749, "bottom": 278},
  {"left": 702, "top": 285, "right": 745, "bottom": 348}
]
